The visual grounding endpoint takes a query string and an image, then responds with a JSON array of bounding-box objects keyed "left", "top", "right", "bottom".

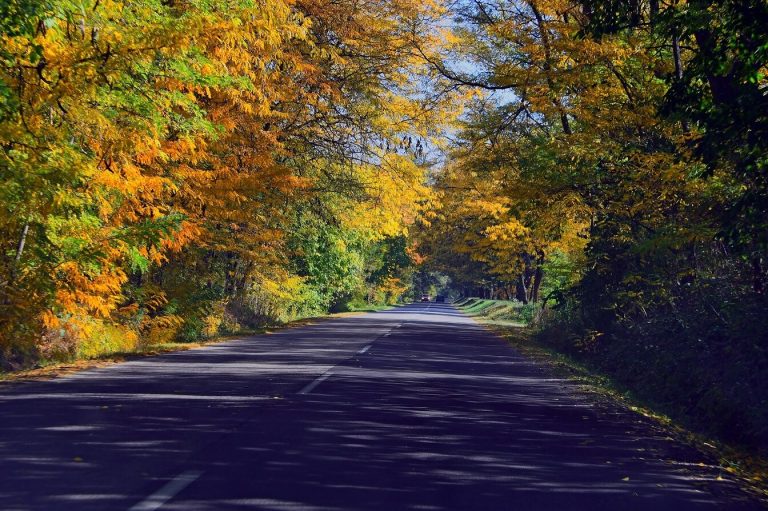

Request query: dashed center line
[
  {"left": 132, "top": 322, "right": 401, "bottom": 507},
  {"left": 298, "top": 371, "right": 333, "bottom": 395},
  {"left": 297, "top": 322, "right": 401, "bottom": 395},
  {"left": 129, "top": 470, "right": 203, "bottom": 511}
]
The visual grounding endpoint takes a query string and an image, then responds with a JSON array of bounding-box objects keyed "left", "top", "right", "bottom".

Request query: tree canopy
[
  {"left": 2, "top": 2, "right": 767, "bottom": 451},
  {"left": 0, "top": 0, "right": 459, "bottom": 364},
  {"left": 416, "top": 0, "right": 768, "bottom": 449}
]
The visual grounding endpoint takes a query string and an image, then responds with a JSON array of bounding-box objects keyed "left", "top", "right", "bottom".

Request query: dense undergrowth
[
  {"left": 417, "top": 0, "right": 768, "bottom": 464},
  {"left": 540, "top": 295, "right": 768, "bottom": 455},
  {"left": 0, "top": 0, "right": 452, "bottom": 371},
  {"left": 456, "top": 296, "right": 768, "bottom": 458}
]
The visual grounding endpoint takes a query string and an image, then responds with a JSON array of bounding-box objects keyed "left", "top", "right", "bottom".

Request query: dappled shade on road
[{"left": 0, "top": 305, "right": 763, "bottom": 510}]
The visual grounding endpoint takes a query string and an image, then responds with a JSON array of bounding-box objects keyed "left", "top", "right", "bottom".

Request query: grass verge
[
  {"left": 453, "top": 298, "right": 527, "bottom": 326},
  {"left": 0, "top": 305, "right": 394, "bottom": 385},
  {"left": 452, "top": 298, "right": 768, "bottom": 501},
  {"left": 473, "top": 314, "right": 768, "bottom": 502}
]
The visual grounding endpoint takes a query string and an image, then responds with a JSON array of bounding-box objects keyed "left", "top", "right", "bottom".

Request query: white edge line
[
  {"left": 358, "top": 345, "right": 371, "bottom": 354},
  {"left": 129, "top": 470, "right": 203, "bottom": 511},
  {"left": 0, "top": 393, "right": 271, "bottom": 402},
  {"left": 298, "top": 371, "right": 332, "bottom": 395}
]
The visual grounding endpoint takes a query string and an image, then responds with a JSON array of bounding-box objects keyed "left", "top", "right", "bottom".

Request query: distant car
[
  {"left": 420, "top": 295, "right": 430, "bottom": 302},
  {"left": 435, "top": 295, "right": 445, "bottom": 303}
]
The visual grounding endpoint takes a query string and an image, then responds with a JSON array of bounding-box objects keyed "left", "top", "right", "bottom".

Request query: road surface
[{"left": 0, "top": 303, "right": 764, "bottom": 510}]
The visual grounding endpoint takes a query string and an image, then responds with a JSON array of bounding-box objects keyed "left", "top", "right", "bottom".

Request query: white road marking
[
  {"left": 129, "top": 470, "right": 203, "bottom": 511},
  {"left": 297, "top": 323, "right": 404, "bottom": 395},
  {"left": 298, "top": 371, "right": 332, "bottom": 395},
  {"left": 0, "top": 393, "right": 271, "bottom": 402}
]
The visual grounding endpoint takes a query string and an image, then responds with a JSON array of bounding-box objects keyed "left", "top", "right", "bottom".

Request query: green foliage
[
  {"left": 583, "top": 0, "right": 768, "bottom": 270},
  {"left": 0, "top": 0, "right": 441, "bottom": 367},
  {"left": 540, "top": 279, "right": 768, "bottom": 450},
  {"left": 419, "top": 0, "right": 768, "bottom": 453},
  {"left": 0, "top": 0, "right": 48, "bottom": 115},
  {"left": 291, "top": 222, "right": 366, "bottom": 310},
  {"left": 367, "top": 236, "right": 412, "bottom": 287}
]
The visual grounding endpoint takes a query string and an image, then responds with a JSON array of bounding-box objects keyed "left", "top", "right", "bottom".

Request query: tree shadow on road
[{"left": 0, "top": 305, "right": 762, "bottom": 510}]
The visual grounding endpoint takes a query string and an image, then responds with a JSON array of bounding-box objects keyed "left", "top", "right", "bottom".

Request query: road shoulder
[{"left": 474, "top": 319, "right": 768, "bottom": 506}]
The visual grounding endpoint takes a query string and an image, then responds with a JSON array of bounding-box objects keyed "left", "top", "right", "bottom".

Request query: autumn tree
[
  {"left": 419, "top": 0, "right": 768, "bottom": 449},
  {"left": 0, "top": 0, "right": 454, "bottom": 365}
]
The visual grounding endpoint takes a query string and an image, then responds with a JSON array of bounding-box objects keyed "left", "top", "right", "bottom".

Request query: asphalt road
[{"left": 0, "top": 303, "right": 764, "bottom": 510}]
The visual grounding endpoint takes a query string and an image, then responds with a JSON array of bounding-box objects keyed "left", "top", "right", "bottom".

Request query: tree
[{"left": 0, "top": 0, "right": 455, "bottom": 365}]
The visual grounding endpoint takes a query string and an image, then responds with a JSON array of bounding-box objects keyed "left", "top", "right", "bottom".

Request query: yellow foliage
[
  {"left": 340, "top": 154, "right": 432, "bottom": 239},
  {"left": 0, "top": 0, "right": 460, "bottom": 359}
]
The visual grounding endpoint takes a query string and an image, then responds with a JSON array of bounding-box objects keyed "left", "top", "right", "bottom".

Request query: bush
[
  {"left": 35, "top": 317, "right": 140, "bottom": 362},
  {"left": 77, "top": 321, "right": 139, "bottom": 359},
  {"left": 538, "top": 287, "right": 768, "bottom": 452}
]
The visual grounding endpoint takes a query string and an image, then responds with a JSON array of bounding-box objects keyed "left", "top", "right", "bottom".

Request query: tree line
[
  {"left": 3, "top": 0, "right": 768, "bottom": 449},
  {"left": 0, "top": 0, "right": 458, "bottom": 367},
  {"left": 419, "top": 0, "right": 768, "bottom": 449}
]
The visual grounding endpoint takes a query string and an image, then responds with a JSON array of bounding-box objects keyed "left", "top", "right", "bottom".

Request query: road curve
[{"left": 0, "top": 303, "right": 764, "bottom": 510}]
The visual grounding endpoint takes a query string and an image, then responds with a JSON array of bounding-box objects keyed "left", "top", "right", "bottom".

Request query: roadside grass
[
  {"left": 455, "top": 298, "right": 527, "bottom": 326},
  {"left": 454, "top": 297, "right": 768, "bottom": 501},
  {"left": 0, "top": 304, "right": 396, "bottom": 384},
  {"left": 344, "top": 303, "right": 397, "bottom": 313}
]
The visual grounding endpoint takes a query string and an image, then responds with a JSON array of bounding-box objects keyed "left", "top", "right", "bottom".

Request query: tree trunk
[
  {"left": 531, "top": 263, "right": 544, "bottom": 303},
  {"left": 516, "top": 275, "right": 528, "bottom": 304},
  {"left": 649, "top": 0, "right": 660, "bottom": 23},
  {"left": 672, "top": 30, "right": 690, "bottom": 132},
  {"left": 693, "top": 29, "right": 739, "bottom": 104},
  {"left": 529, "top": 2, "right": 572, "bottom": 135},
  {"left": 11, "top": 222, "right": 30, "bottom": 282},
  {"left": 522, "top": 253, "right": 534, "bottom": 303},
  {"left": 753, "top": 256, "right": 764, "bottom": 294}
]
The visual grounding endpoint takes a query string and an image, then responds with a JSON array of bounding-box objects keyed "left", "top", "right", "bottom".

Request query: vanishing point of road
[{"left": 0, "top": 304, "right": 764, "bottom": 510}]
